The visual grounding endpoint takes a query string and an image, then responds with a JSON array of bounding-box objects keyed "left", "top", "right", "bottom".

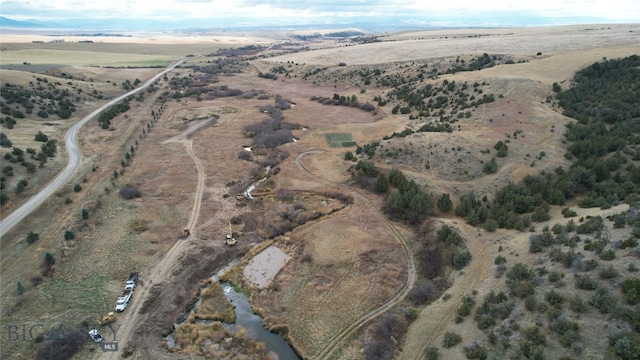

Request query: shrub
[
  {"left": 600, "top": 249, "right": 616, "bottom": 260},
  {"left": 560, "top": 329, "right": 580, "bottom": 348},
  {"left": 34, "top": 131, "right": 48, "bottom": 142},
  {"left": 546, "top": 289, "right": 565, "bottom": 308},
  {"left": 464, "top": 342, "right": 488, "bottom": 359},
  {"left": 364, "top": 313, "right": 408, "bottom": 360},
  {"left": 437, "top": 225, "right": 464, "bottom": 246},
  {"left": 442, "top": 332, "right": 462, "bottom": 348},
  {"left": 494, "top": 255, "right": 506, "bottom": 265},
  {"left": 30, "top": 276, "right": 43, "bottom": 287},
  {"left": 41, "top": 253, "right": 55, "bottom": 277},
  {"left": 517, "top": 339, "right": 545, "bottom": 360},
  {"left": 529, "top": 230, "right": 555, "bottom": 253},
  {"left": 237, "top": 150, "right": 253, "bottom": 161},
  {"left": 621, "top": 278, "right": 640, "bottom": 305},
  {"left": 525, "top": 295, "right": 537, "bottom": 312},
  {"left": 590, "top": 287, "right": 617, "bottom": 313},
  {"left": 64, "top": 229, "right": 75, "bottom": 241},
  {"left": 610, "top": 333, "right": 640, "bottom": 360},
  {"left": 457, "top": 296, "right": 475, "bottom": 317},
  {"left": 620, "top": 238, "right": 638, "bottom": 249},
  {"left": 417, "top": 247, "right": 444, "bottom": 279},
  {"left": 569, "top": 294, "right": 587, "bottom": 313},
  {"left": 562, "top": 207, "right": 578, "bottom": 218},
  {"left": 524, "top": 326, "right": 546, "bottom": 345},
  {"left": 344, "top": 151, "right": 355, "bottom": 161},
  {"left": 453, "top": 250, "right": 472, "bottom": 270},
  {"left": 576, "top": 216, "right": 604, "bottom": 234},
  {"left": 548, "top": 271, "right": 562, "bottom": 283},
  {"left": 408, "top": 280, "right": 436, "bottom": 304},
  {"left": 34, "top": 329, "right": 86, "bottom": 360},
  {"left": 600, "top": 265, "right": 620, "bottom": 279},
  {"left": 475, "top": 291, "right": 513, "bottom": 329},
  {"left": 0, "top": 132, "right": 13, "bottom": 148},
  {"left": 119, "top": 184, "right": 141, "bottom": 199},
  {"left": 26, "top": 231, "right": 39, "bottom": 244},
  {"left": 483, "top": 219, "right": 498, "bottom": 232},
  {"left": 574, "top": 275, "right": 598, "bottom": 290},
  {"left": 44, "top": 252, "right": 55, "bottom": 265},
  {"left": 506, "top": 263, "right": 537, "bottom": 298},
  {"left": 425, "top": 347, "right": 439, "bottom": 360}
]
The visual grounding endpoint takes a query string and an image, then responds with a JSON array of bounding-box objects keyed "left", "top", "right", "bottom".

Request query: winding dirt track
[
  {"left": 294, "top": 150, "right": 416, "bottom": 360},
  {"left": 100, "top": 120, "right": 208, "bottom": 360},
  {"left": 399, "top": 220, "right": 490, "bottom": 360}
]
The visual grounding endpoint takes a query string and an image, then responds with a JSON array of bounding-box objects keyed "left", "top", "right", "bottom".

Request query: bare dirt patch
[{"left": 243, "top": 245, "right": 291, "bottom": 289}]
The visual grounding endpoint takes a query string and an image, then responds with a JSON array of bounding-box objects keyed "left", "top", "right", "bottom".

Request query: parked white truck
[
  {"left": 125, "top": 272, "right": 139, "bottom": 291},
  {"left": 115, "top": 289, "right": 133, "bottom": 312}
]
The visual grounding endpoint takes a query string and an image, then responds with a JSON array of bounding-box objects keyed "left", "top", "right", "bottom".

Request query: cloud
[{"left": 1, "top": 0, "right": 638, "bottom": 25}]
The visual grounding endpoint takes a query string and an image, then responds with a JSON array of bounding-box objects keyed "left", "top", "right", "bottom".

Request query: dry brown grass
[
  {"left": 193, "top": 282, "right": 236, "bottom": 323},
  {"left": 1, "top": 24, "right": 638, "bottom": 360}
]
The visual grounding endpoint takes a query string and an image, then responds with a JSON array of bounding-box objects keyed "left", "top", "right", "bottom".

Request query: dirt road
[
  {"left": 99, "top": 119, "right": 209, "bottom": 360},
  {"left": 295, "top": 150, "right": 417, "bottom": 360}
]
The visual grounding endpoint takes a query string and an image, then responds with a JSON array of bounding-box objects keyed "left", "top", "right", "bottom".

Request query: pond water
[
  {"left": 221, "top": 282, "right": 299, "bottom": 360},
  {"left": 166, "top": 261, "right": 299, "bottom": 359}
]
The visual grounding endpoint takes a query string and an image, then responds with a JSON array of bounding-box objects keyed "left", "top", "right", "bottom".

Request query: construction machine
[
  {"left": 225, "top": 222, "right": 237, "bottom": 246},
  {"left": 179, "top": 228, "right": 190, "bottom": 239},
  {"left": 99, "top": 312, "right": 116, "bottom": 326}
]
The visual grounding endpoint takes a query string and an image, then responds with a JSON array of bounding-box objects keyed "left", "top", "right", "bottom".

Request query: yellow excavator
[
  {"left": 225, "top": 222, "right": 237, "bottom": 246},
  {"left": 99, "top": 312, "right": 116, "bottom": 326}
]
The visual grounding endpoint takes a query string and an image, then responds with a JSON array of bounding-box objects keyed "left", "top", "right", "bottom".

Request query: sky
[{"left": 1, "top": 0, "right": 639, "bottom": 29}]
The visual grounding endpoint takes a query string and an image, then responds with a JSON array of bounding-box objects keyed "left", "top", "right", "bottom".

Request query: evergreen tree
[
  {"left": 374, "top": 173, "right": 389, "bottom": 194},
  {"left": 437, "top": 193, "right": 453, "bottom": 212}
]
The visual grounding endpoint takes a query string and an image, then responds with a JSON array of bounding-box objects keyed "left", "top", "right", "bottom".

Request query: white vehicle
[
  {"left": 125, "top": 272, "right": 139, "bottom": 291},
  {"left": 89, "top": 329, "right": 103, "bottom": 343},
  {"left": 115, "top": 289, "right": 133, "bottom": 312}
]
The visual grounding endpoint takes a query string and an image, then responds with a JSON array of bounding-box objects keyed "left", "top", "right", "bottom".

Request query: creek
[{"left": 165, "top": 261, "right": 299, "bottom": 359}]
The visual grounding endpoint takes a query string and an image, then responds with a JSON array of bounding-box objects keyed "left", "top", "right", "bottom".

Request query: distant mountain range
[{"left": 0, "top": 16, "right": 49, "bottom": 28}]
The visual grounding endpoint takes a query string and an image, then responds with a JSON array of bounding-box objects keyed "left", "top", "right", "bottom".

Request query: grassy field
[
  {"left": 0, "top": 48, "right": 176, "bottom": 67},
  {"left": 324, "top": 133, "right": 356, "bottom": 147}
]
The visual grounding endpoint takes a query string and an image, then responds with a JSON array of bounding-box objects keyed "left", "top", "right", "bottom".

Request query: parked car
[{"left": 89, "top": 329, "right": 103, "bottom": 343}]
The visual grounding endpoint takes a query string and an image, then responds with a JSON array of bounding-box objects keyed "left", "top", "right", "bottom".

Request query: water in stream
[
  {"left": 166, "top": 261, "right": 299, "bottom": 360},
  {"left": 221, "top": 282, "right": 299, "bottom": 360}
]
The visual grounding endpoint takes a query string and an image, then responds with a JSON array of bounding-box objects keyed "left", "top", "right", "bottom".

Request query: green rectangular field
[{"left": 324, "top": 133, "right": 356, "bottom": 147}]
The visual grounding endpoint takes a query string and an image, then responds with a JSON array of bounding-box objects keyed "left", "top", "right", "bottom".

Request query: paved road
[{"left": 0, "top": 59, "right": 187, "bottom": 238}]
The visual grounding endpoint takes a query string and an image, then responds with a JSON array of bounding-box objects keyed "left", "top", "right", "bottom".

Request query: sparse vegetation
[
  {"left": 119, "top": 184, "right": 141, "bottom": 199},
  {"left": 2, "top": 27, "right": 639, "bottom": 360},
  {"left": 442, "top": 332, "right": 462, "bottom": 348}
]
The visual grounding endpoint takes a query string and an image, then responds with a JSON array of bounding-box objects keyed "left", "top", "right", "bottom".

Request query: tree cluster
[
  {"left": 0, "top": 80, "right": 77, "bottom": 124},
  {"left": 310, "top": 93, "right": 376, "bottom": 112},
  {"left": 243, "top": 103, "right": 299, "bottom": 149},
  {"left": 386, "top": 79, "right": 495, "bottom": 121},
  {"left": 97, "top": 98, "right": 130, "bottom": 129},
  {"left": 364, "top": 313, "right": 410, "bottom": 360}
]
